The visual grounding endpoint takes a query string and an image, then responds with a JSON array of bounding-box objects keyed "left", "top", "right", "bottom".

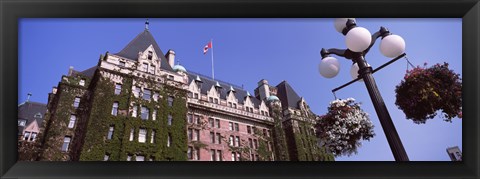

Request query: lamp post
[{"left": 319, "top": 18, "right": 409, "bottom": 161}]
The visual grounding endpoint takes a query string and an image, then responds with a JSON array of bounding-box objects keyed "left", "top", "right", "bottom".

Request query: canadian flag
[{"left": 203, "top": 41, "right": 212, "bottom": 54}]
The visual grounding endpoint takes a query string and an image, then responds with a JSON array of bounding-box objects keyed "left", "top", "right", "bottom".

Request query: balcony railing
[{"left": 187, "top": 98, "right": 273, "bottom": 122}]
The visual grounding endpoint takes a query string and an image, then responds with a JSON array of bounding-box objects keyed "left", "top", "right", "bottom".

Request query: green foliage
[
  {"left": 269, "top": 103, "right": 290, "bottom": 161},
  {"left": 79, "top": 70, "right": 188, "bottom": 161}
]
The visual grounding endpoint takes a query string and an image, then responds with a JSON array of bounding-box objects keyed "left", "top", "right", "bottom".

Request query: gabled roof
[
  {"left": 276, "top": 81, "right": 302, "bottom": 109},
  {"left": 114, "top": 30, "right": 174, "bottom": 72},
  {"left": 186, "top": 71, "right": 261, "bottom": 108},
  {"left": 18, "top": 101, "right": 47, "bottom": 135},
  {"left": 71, "top": 66, "right": 98, "bottom": 78}
]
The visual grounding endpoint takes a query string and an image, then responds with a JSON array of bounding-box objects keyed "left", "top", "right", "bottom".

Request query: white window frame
[
  {"left": 138, "top": 128, "right": 147, "bottom": 143},
  {"left": 68, "top": 115, "right": 76, "bottom": 128}
]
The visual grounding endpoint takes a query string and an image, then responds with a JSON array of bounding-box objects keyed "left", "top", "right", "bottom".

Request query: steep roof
[
  {"left": 276, "top": 81, "right": 302, "bottom": 109},
  {"left": 18, "top": 101, "right": 47, "bottom": 135},
  {"left": 71, "top": 66, "right": 98, "bottom": 78},
  {"left": 186, "top": 71, "right": 262, "bottom": 108},
  {"left": 114, "top": 30, "right": 174, "bottom": 72}
]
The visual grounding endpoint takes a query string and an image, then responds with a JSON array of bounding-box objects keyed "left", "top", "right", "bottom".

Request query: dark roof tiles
[
  {"left": 18, "top": 101, "right": 47, "bottom": 134},
  {"left": 276, "top": 81, "right": 302, "bottom": 109},
  {"left": 114, "top": 30, "right": 174, "bottom": 72}
]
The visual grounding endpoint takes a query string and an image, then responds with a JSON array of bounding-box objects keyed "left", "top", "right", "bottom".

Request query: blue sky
[{"left": 19, "top": 18, "right": 462, "bottom": 161}]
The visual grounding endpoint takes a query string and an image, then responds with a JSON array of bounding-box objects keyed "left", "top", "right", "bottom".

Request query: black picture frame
[{"left": 1, "top": 0, "right": 478, "bottom": 178}]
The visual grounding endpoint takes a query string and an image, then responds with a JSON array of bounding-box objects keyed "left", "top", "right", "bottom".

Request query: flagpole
[{"left": 211, "top": 39, "right": 215, "bottom": 80}]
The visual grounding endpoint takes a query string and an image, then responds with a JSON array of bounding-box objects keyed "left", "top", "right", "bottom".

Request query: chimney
[
  {"left": 68, "top": 66, "right": 74, "bottom": 76},
  {"left": 255, "top": 79, "right": 270, "bottom": 101},
  {"left": 165, "top": 49, "right": 175, "bottom": 68}
]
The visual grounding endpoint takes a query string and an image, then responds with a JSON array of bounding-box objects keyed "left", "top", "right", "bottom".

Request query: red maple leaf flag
[{"left": 203, "top": 41, "right": 212, "bottom": 54}]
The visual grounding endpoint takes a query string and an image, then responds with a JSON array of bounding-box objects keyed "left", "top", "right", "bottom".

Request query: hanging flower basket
[
  {"left": 315, "top": 98, "right": 375, "bottom": 157},
  {"left": 395, "top": 62, "right": 462, "bottom": 124}
]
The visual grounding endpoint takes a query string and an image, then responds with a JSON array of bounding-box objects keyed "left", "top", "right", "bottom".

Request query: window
[
  {"left": 247, "top": 126, "right": 251, "bottom": 134},
  {"left": 61, "top": 136, "right": 71, "bottom": 152},
  {"left": 265, "top": 112, "right": 269, "bottom": 116},
  {"left": 115, "top": 84, "right": 122, "bottom": 95},
  {"left": 141, "top": 107, "right": 149, "bottom": 120},
  {"left": 187, "top": 147, "right": 193, "bottom": 159},
  {"left": 216, "top": 133, "right": 221, "bottom": 144},
  {"left": 194, "top": 115, "right": 200, "bottom": 124},
  {"left": 261, "top": 111, "right": 264, "bottom": 115},
  {"left": 231, "top": 152, "right": 236, "bottom": 161},
  {"left": 167, "top": 96, "right": 174, "bottom": 107},
  {"left": 30, "top": 132, "right": 37, "bottom": 141},
  {"left": 167, "top": 115, "right": 173, "bottom": 126},
  {"left": 263, "top": 129, "right": 267, "bottom": 137},
  {"left": 217, "top": 150, "right": 223, "bottom": 161},
  {"left": 73, "top": 97, "right": 80, "bottom": 108},
  {"left": 229, "top": 136, "right": 234, "bottom": 146},
  {"left": 104, "top": 154, "right": 110, "bottom": 161},
  {"left": 214, "top": 98, "right": 219, "bottom": 104},
  {"left": 233, "top": 103, "right": 237, "bottom": 108},
  {"left": 152, "top": 109, "right": 157, "bottom": 121},
  {"left": 133, "top": 86, "right": 140, "bottom": 97},
  {"left": 249, "top": 138, "right": 253, "bottom": 148},
  {"left": 251, "top": 154, "right": 255, "bottom": 161},
  {"left": 147, "top": 51, "right": 153, "bottom": 60},
  {"left": 194, "top": 93, "right": 199, "bottom": 99},
  {"left": 167, "top": 133, "right": 172, "bottom": 147},
  {"left": 112, "top": 102, "right": 118, "bottom": 116},
  {"left": 18, "top": 119, "right": 26, "bottom": 126},
  {"left": 129, "top": 128, "right": 134, "bottom": 141},
  {"left": 127, "top": 155, "right": 132, "bottom": 161},
  {"left": 209, "top": 118, "right": 214, "bottom": 128},
  {"left": 234, "top": 123, "right": 239, "bottom": 131},
  {"left": 132, "top": 105, "right": 138, "bottom": 117},
  {"left": 23, "top": 132, "right": 30, "bottom": 141},
  {"left": 255, "top": 155, "right": 259, "bottom": 161},
  {"left": 118, "top": 61, "right": 126, "bottom": 67},
  {"left": 107, "top": 126, "right": 114, "bottom": 140},
  {"left": 150, "top": 65, "right": 155, "bottom": 74},
  {"left": 209, "top": 97, "right": 213, "bottom": 103},
  {"left": 143, "top": 89, "right": 151, "bottom": 100},
  {"left": 151, "top": 130, "right": 155, "bottom": 143},
  {"left": 79, "top": 79, "right": 85, "bottom": 86},
  {"left": 139, "top": 128, "right": 146, "bottom": 143},
  {"left": 193, "top": 147, "right": 200, "bottom": 160},
  {"left": 153, "top": 92, "right": 159, "bottom": 101},
  {"left": 194, "top": 129, "right": 200, "bottom": 141},
  {"left": 235, "top": 136, "right": 240, "bottom": 147},
  {"left": 136, "top": 155, "right": 145, "bottom": 161},
  {"left": 229, "top": 122, "right": 233, "bottom": 131},
  {"left": 187, "top": 129, "right": 193, "bottom": 141},
  {"left": 237, "top": 153, "right": 241, "bottom": 161},
  {"left": 187, "top": 114, "right": 193, "bottom": 123},
  {"left": 252, "top": 127, "right": 257, "bottom": 134},
  {"left": 168, "top": 75, "right": 174, "bottom": 80},
  {"left": 210, "top": 149, "right": 216, "bottom": 161},
  {"left": 228, "top": 102, "right": 232, "bottom": 107},
  {"left": 142, "top": 63, "right": 148, "bottom": 72},
  {"left": 68, "top": 115, "right": 76, "bottom": 128},
  {"left": 215, "top": 119, "right": 220, "bottom": 128},
  {"left": 210, "top": 132, "right": 215, "bottom": 143},
  {"left": 254, "top": 139, "right": 258, "bottom": 149}
]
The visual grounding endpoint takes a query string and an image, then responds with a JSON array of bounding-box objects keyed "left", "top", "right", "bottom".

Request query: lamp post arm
[
  {"left": 321, "top": 48, "right": 356, "bottom": 60},
  {"left": 364, "top": 26, "right": 391, "bottom": 54}
]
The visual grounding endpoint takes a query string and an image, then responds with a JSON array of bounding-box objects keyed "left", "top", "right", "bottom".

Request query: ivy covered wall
[{"left": 78, "top": 69, "right": 188, "bottom": 161}]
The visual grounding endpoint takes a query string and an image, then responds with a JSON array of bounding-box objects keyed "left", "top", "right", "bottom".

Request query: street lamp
[{"left": 318, "top": 18, "right": 409, "bottom": 161}]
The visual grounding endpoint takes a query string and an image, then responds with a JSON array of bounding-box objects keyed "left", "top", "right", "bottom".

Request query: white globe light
[
  {"left": 345, "top": 27, "right": 372, "bottom": 52},
  {"left": 334, "top": 18, "right": 355, "bottom": 33},
  {"left": 350, "top": 62, "right": 370, "bottom": 82},
  {"left": 319, "top": 56, "right": 340, "bottom": 78},
  {"left": 380, "top": 34, "right": 406, "bottom": 58}
]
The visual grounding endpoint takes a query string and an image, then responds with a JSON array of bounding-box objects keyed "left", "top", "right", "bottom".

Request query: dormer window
[
  {"left": 147, "top": 51, "right": 153, "bottom": 60},
  {"left": 34, "top": 113, "right": 42, "bottom": 118},
  {"left": 79, "top": 79, "right": 85, "bottom": 86},
  {"left": 119, "top": 61, "right": 126, "bottom": 67},
  {"left": 18, "top": 119, "right": 27, "bottom": 126}
]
